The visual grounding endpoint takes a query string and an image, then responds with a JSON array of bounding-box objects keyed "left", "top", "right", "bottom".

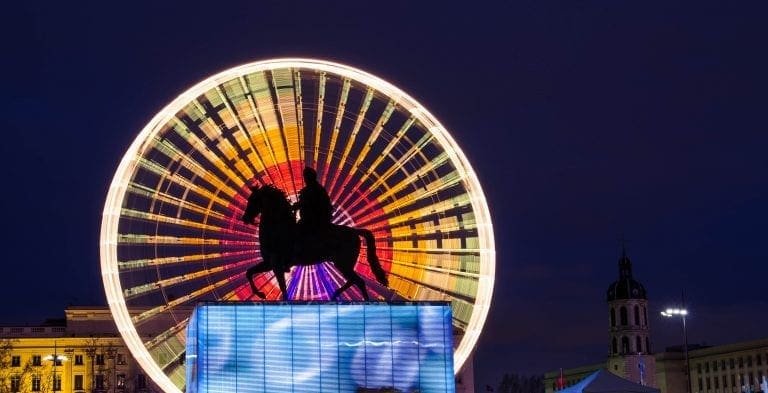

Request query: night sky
[{"left": 2, "top": 1, "right": 767, "bottom": 389}]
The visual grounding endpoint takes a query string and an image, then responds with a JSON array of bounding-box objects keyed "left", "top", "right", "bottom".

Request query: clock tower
[{"left": 606, "top": 247, "right": 656, "bottom": 387}]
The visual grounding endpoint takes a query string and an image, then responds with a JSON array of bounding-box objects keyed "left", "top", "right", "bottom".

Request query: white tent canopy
[{"left": 559, "top": 370, "right": 661, "bottom": 393}]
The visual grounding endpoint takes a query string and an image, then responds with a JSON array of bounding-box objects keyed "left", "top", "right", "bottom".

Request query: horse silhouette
[{"left": 241, "top": 184, "right": 388, "bottom": 300}]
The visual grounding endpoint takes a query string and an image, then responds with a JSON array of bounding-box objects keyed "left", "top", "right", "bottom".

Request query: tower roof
[{"left": 606, "top": 248, "right": 647, "bottom": 301}]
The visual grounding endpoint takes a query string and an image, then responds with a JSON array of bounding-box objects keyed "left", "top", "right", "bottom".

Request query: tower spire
[{"left": 618, "top": 234, "right": 632, "bottom": 279}]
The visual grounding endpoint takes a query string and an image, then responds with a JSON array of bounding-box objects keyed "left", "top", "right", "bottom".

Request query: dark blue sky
[{"left": 2, "top": 1, "right": 767, "bottom": 389}]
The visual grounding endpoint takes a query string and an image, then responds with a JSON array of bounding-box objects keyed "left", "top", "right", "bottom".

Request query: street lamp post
[
  {"left": 44, "top": 341, "right": 68, "bottom": 392},
  {"left": 661, "top": 308, "right": 691, "bottom": 393}
]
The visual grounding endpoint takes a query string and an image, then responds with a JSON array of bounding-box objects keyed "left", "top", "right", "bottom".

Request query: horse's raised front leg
[{"left": 246, "top": 262, "right": 272, "bottom": 299}]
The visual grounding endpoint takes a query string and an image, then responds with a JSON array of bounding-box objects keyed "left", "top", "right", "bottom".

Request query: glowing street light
[
  {"left": 661, "top": 307, "right": 691, "bottom": 393},
  {"left": 44, "top": 342, "right": 68, "bottom": 392}
]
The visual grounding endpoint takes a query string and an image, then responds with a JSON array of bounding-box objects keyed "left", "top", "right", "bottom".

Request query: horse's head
[{"left": 241, "top": 185, "right": 262, "bottom": 225}]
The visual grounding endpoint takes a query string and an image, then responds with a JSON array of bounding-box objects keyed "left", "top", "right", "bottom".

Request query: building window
[
  {"left": 32, "top": 376, "right": 41, "bottom": 392},
  {"left": 95, "top": 354, "right": 105, "bottom": 366},
  {"left": 11, "top": 376, "right": 20, "bottom": 392},
  {"left": 620, "top": 307, "right": 628, "bottom": 325},
  {"left": 75, "top": 354, "right": 83, "bottom": 365},
  {"left": 713, "top": 360, "right": 718, "bottom": 371},
  {"left": 610, "top": 308, "right": 616, "bottom": 327},
  {"left": 749, "top": 373, "right": 754, "bottom": 387},
  {"left": 747, "top": 356, "right": 752, "bottom": 367},
  {"left": 636, "top": 336, "right": 642, "bottom": 353},
  {"left": 731, "top": 374, "right": 736, "bottom": 387},
  {"left": 730, "top": 358, "right": 735, "bottom": 369},
  {"left": 706, "top": 377, "right": 711, "bottom": 390},
  {"left": 757, "top": 353, "right": 762, "bottom": 366},
  {"left": 723, "top": 375, "right": 728, "bottom": 388},
  {"left": 612, "top": 337, "right": 618, "bottom": 354},
  {"left": 705, "top": 362, "right": 710, "bottom": 373},
  {"left": 53, "top": 374, "right": 61, "bottom": 391},
  {"left": 714, "top": 375, "right": 719, "bottom": 389},
  {"left": 11, "top": 355, "right": 20, "bottom": 367},
  {"left": 117, "top": 353, "right": 126, "bottom": 365},
  {"left": 95, "top": 374, "right": 104, "bottom": 390},
  {"left": 697, "top": 377, "right": 702, "bottom": 391},
  {"left": 32, "top": 355, "right": 42, "bottom": 366},
  {"left": 117, "top": 374, "right": 126, "bottom": 389},
  {"left": 739, "top": 357, "right": 744, "bottom": 368},
  {"left": 74, "top": 375, "right": 84, "bottom": 391},
  {"left": 621, "top": 336, "right": 630, "bottom": 354},
  {"left": 697, "top": 363, "right": 702, "bottom": 374},
  {"left": 634, "top": 305, "right": 640, "bottom": 325},
  {"left": 721, "top": 360, "right": 726, "bottom": 370},
  {"left": 643, "top": 306, "right": 647, "bottom": 326},
  {"left": 137, "top": 374, "right": 147, "bottom": 389}
]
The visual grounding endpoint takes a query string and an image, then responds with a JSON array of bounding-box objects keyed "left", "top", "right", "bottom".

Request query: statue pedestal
[{"left": 185, "top": 301, "right": 455, "bottom": 393}]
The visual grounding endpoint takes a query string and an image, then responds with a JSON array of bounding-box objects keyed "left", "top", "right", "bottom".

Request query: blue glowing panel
[{"left": 185, "top": 302, "right": 454, "bottom": 393}]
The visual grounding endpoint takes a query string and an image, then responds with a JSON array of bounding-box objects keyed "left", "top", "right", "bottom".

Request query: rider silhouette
[{"left": 294, "top": 167, "right": 333, "bottom": 237}]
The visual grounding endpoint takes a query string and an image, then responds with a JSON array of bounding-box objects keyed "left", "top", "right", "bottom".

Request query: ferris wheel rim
[{"left": 100, "top": 58, "right": 496, "bottom": 393}]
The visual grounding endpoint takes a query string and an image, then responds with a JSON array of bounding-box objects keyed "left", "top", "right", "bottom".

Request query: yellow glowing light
[{"left": 100, "top": 58, "right": 496, "bottom": 393}]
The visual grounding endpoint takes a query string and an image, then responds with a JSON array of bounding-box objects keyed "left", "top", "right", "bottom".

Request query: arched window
[
  {"left": 621, "top": 336, "right": 630, "bottom": 354},
  {"left": 643, "top": 306, "right": 647, "bottom": 326},
  {"left": 612, "top": 337, "right": 618, "bottom": 354},
  {"left": 646, "top": 337, "right": 650, "bottom": 353},
  {"left": 634, "top": 305, "right": 640, "bottom": 325},
  {"left": 620, "top": 306, "right": 628, "bottom": 325},
  {"left": 636, "top": 336, "right": 642, "bottom": 353},
  {"left": 610, "top": 308, "right": 616, "bottom": 327}
]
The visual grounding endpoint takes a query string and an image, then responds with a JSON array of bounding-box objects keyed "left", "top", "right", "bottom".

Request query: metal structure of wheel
[{"left": 100, "top": 58, "right": 495, "bottom": 393}]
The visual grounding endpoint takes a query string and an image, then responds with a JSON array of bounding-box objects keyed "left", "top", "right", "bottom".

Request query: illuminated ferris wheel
[{"left": 100, "top": 59, "right": 495, "bottom": 393}]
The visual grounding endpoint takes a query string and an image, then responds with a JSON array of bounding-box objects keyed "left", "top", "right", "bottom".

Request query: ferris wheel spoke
[
  {"left": 131, "top": 271, "right": 247, "bottom": 327},
  {"left": 117, "top": 234, "right": 256, "bottom": 247},
  {"left": 349, "top": 165, "right": 459, "bottom": 227},
  {"left": 215, "top": 84, "right": 274, "bottom": 181},
  {"left": 374, "top": 198, "right": 474, "bottom": 232},
  {"left": 122, "top": 258, "right": 255, "bottom": 301},
  {"left": 151, "top": 128, "right": 244, "bottom": 197},
  {"left": 220, "top": 281, "right": 256, "bottom": 300},
  {"left": 327, "top": 88, "right": 374, "bottom": 199},
  {"left": 125, "top": 182, "right": 235, "bottom": 224},
  {"left": 345, "top": 137, "right": 448, "bottom": 214},
  {"left": 293, "top": 70, "right": 306, "bottom": 164},
  {"left": 118, "top": 250, "right": 253, "bottom": 272},
  {"left": 169, "top": 113, "right": 251, "bottom": 191},
  {"left": 311, "top": 72, "right": 327, "bottom": 168},
  {"left": 347, "top": 116, "right": 418, "bottom": 201},
  {"left": 132, "top": 157, "right": 239, "bottom": 213},
  {"left": 242, "top": 72, "right": 291, "bottom": 188},
  {"left": 119, "top": 208, "right": 252, "bottom": 238},
  {"left": 270, "top": 68, "right": 303, "bottom": 196},
  {"left": 320, "top": 77, "right": 351, "bottom": 187},
  {"left": 333, "top": 100, "right": 397, "bottom": 209},
  {"left": 144, "top": 317, "right": 190, "bottom": 350}
]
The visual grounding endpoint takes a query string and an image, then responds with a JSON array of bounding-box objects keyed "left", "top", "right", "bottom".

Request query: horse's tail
[{"left": 356, "top": 228, "right": 388, "bottom": 287}]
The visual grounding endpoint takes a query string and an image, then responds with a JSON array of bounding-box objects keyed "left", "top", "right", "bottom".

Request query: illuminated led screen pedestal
[{"left": 185, "top": 302, "right": 455, "bottom": 393}]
